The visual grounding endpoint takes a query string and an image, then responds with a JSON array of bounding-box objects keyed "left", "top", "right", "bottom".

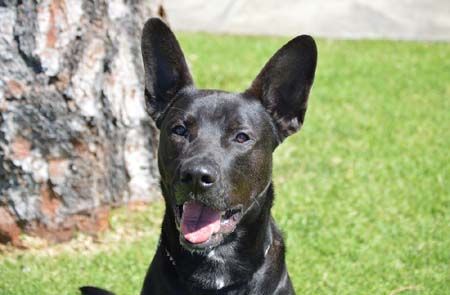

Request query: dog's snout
[{"left": 180, "top": 164, "right": 218, "bottom": 191}]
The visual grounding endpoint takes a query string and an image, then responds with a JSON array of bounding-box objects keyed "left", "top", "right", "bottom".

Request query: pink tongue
[{"left": 181, "top": 201, "right": 221, "bottom": 244}]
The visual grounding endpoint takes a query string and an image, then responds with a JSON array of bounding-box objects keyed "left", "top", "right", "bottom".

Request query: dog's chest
[
  {"left": 206, "top": 250, "right": 227, "bottom": 289},
  {"left": 178, "top": 248, "right": 253, "bottom": 292}
]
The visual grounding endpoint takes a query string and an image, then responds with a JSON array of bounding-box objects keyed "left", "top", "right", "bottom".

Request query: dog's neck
[
  {"left": 160, "top": 229, "right": 272, "bottom": 268},
  {"left": 159, "top": 183, "right": 275, "bottom": 291}
]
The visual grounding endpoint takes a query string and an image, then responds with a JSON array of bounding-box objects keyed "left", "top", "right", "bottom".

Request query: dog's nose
[{"left": 180, "top": 165, "right": 217, "bottom": 191}]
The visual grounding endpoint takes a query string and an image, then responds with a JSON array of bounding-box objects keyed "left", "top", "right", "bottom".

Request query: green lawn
[{"left": 1, "top": 34, "right": 449, "bottom": 295}]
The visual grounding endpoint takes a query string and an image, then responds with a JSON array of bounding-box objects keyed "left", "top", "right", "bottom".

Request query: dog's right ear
[{"left": 141, "top": 18, "right": 193, "bottom": 126}]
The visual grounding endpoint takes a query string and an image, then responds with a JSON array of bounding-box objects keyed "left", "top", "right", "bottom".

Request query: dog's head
[{"left": 142, "top": 18, "right": 317, "bottom": 252}]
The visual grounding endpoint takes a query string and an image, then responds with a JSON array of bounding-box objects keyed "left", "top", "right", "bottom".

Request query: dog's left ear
[
  {"left": 141, "top": 18, "right": 193, "bottom": 127},
  {"left": 245, "top": 35, "right": 317, "bottom": 142}
]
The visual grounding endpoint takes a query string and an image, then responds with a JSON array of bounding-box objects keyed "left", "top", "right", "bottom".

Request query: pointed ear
[
  {"left": 141, "top": 18, "right": 193, "bottom": 126},
  {"left": 245, "top": 35, "right": 317, "bottom": 142}
]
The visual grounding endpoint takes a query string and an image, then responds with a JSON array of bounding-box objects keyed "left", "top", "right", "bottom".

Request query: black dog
[{"left": 81, "top": 18, "right": 316, "bottom": 295}]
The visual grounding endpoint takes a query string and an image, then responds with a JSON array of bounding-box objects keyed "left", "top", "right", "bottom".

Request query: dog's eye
[
  {"left": 172, "top": 125, "right": 187, "bottom": 136},
  {"left": 235, "top": 132, "right": 250, "bottom": 143}
]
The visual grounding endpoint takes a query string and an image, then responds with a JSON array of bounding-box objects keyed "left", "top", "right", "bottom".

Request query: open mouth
[{"left": 174, "top": 201, "right": 243, "bottom": 250}]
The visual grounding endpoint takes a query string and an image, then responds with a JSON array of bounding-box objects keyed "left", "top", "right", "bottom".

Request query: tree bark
[{"left": 0, "top": 0, "right": 165, "bottom": 244}]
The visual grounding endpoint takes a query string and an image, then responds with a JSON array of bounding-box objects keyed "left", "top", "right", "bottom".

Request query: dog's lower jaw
[
  {"left": 172, "top": 181, "right": 272, "bottom": 254},
  {"left": 156, "top": 185, "right": 278, "bottom": 292}
]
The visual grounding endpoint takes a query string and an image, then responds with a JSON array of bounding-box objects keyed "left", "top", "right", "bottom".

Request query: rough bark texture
[{"left": 0, "top": 0, "right": 165, "bottom": 244}]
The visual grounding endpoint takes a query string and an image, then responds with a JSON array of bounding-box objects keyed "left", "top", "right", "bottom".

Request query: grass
[{"left": 1, "top": 33, "right": 449, "bottom": 294}]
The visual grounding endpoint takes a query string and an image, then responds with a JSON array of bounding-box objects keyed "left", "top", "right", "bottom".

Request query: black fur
[
  {"left": 81, "top": 17, "right": 317, "bottom": 295},
  {"left": 79, "top": 286, "right": 114, "bottom": 295}
]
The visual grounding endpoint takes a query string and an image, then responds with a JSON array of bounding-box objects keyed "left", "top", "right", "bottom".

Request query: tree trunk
[{"left": 0, "top": 0, "right": 165, "bottom": 245}]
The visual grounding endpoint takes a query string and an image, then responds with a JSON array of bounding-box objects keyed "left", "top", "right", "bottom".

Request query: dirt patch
[{"left": 0, "top": 200, "right": 164, "bottom": 257}]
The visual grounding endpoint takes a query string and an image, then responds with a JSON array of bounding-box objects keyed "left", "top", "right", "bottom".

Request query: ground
[{"left": 0, "top": 33, "right": 449, "bottom": 295}]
